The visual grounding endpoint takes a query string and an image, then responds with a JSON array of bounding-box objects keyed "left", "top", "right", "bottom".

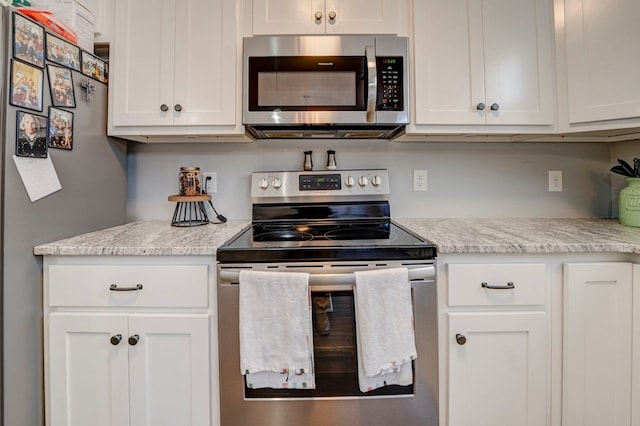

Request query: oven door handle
[{"left": 218, "top": 266, "right": 434, "bottom": 290}]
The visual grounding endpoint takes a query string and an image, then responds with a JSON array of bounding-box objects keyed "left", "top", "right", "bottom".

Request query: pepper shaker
[
  {"left": 304, "top": 151, "right": 313, "bottom": 171},
  {"left": 326, "top": 150, "right": 337, "bottom": 170}
]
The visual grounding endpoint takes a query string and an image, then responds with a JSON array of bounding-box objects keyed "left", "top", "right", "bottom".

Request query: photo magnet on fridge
[{"left": 16, "top": 110, "right": 48, "bottom": 158}]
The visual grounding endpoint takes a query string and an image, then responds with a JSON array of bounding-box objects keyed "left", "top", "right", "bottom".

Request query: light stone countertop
[
  {"left": 395, "top": 218, "right": 640, "bottom": 254},
  {"left": 33, "top": 218, "right": 640, "bottom": 256},
  {"left": 33, "top": 220, "right": 250, "bottom": 256}
]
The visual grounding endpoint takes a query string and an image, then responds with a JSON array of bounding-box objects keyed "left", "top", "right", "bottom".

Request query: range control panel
[{"left": 251, "top": 169, "right": 390, "bottom": 202}]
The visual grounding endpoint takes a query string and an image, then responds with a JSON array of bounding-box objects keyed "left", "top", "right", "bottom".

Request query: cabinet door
[
  {"left": 413, "top": 0, "right": 485, "bottom": 125},
  {"left": 172, "top": 0, "right": 237, "bottom": 126},
  {"left": 48, "top": 313, "right": 130, "bottom": 426},
  {"left": 253, "top": 0, "right": 325, "bottom": 35},
  {"left": 111, "top": 0, "right": 175, "bottom": 126},
  {"left": 413, "top": 0, "right": 553, "bottom": 126},
  {"left": 324, "top": 0, "right": 398, "bottom": 34},
  {"left": 448, "top": 312, "right": 547, "bottom": 426},
  {"left": 252, "top": 0, "right": 397, "bottom": 35},
  {"left": 564, "top": 0, "right": 640, "bottom": 124},
  {"left": 563, "top": 263, "right": 632, "bottom": 426},
  {"left": 128, "top": 314, "right": 211, "bottom": 426},
  {"left": 481, "top": 0, "right": 553, "bottom": 125}
]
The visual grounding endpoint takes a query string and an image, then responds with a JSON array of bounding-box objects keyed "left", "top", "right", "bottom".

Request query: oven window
[
  {"left": 258, "top": 72, "right": 356, "bottom": 107},
  {"left": 244, "top": 290, "right": 413, "bottom": 399}
]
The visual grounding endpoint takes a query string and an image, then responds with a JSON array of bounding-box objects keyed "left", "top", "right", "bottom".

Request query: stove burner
[
  {"left": 253, "top": 230, "right": 314, "bottom": 242},
  {"left": 323, "top": 223, "right": 393, "bottom": 241}
]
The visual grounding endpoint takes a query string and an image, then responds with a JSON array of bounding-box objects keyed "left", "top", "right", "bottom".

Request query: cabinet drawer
[
  {"left": 448, "top": 263, "right": 546, "bottom": 307},
  {"left": 48, "top": 265, "right": 208, "bottom": 307}
]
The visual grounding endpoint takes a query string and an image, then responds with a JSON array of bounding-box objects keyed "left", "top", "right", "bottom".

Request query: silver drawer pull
[
  {"left": 481, "top": 281, "right": 514, "bottom": 290},
  {"left": 109, "top": 284, "right": 143, "bottom": 291}
]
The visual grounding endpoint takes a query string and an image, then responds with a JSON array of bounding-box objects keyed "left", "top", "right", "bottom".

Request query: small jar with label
[{"left": 179, "top": 167, "right": 202, "bottom": 196}]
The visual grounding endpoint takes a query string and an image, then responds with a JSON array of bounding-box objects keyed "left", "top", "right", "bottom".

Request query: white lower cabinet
[
  {"left": 43, "top": 257, "right": 218, "bottom": 426},
  {"left": 443, "top": 261, "right": 549, "bottom": 426},
  {"left": 562, "top": 262, "right": 633, "bottom": 426},
  {"left": 448, "top": 312, "right": 547, "bottom": 426},
  {"left": 49, "top": 313, "right": 210, "bottom": 426}
]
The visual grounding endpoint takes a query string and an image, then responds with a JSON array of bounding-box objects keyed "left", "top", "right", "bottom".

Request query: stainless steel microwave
[{"left": 242, "top": 36, "right": 409, "bottom": 139}]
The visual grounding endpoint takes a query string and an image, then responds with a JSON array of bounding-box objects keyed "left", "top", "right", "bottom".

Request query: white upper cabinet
[
  {"left": 252, "top": 0, "right": 399, "bottom": 35},
  {"left": 108, "top": 0, "right": 242, "bottom": 141},
  {"left": 411, "top": 0, "right": 554, "bottom": 131},
  {"left": 562, "top": 0, "right": 640, "bottom": 125}
]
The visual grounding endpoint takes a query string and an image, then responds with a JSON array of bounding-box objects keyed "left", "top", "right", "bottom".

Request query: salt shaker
[
  {"left": 304, "top": 151, "right": 313, "bottom": 171},
  {"left": 326, "top": 150, "right": 337, "bottom": 170}
]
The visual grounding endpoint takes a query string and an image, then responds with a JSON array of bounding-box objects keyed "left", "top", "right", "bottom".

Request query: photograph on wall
[
  {"left": 47, "top": 64, "right": 76, "bottom": 108},
  {"left": 16, "top": 110, "right": 48, "bottom": 158},
  {"left": 47, "top": 107, "right": 74, "bottom": 150},
  {"left": 13, "top": 12, "right": 45, "bottom": 68},
  {"left": 45, "top": 33, "right": 80, "bottom": 71},
  {"left": 81, "top": 50, "right": 108, "bottom": 84},
  {"left": 10, "top": 59, "right": 44, "bottom": 111}
]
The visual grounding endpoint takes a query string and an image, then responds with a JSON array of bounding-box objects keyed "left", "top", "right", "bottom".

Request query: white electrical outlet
[
  {"left": 413, "top": 170, "right": 427, "bottom": 192},
  {"left": 548, "top": 170, "right": 562, "bottom": 192},
  {"left": 203, "top": 172, "right": 217, "bottom": 194}
]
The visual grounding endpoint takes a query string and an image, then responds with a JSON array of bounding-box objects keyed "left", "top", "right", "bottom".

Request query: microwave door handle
[{"left": 365, "top": 45, "right": 377, "bottom": 123}]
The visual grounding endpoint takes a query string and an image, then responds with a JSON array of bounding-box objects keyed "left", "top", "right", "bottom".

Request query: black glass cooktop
[{"left": 216, "top": 220, "right": 436, "bottom": 263}]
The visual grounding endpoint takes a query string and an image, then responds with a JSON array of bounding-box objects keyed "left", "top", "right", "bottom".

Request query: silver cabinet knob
[
  {"left": 476, "top": 102, "right": 486, "bottom": 111},
  {"left": 328, "top": 10, "right": 336, "bottom": 20},
  {"left": 128, "top": 334, "right": 140, "bottom": 346},
  {"left": 314, "top": 11, "right": 323, "bottom": 20},
  {"left": 160, "top": 104, "right": 169, "bottom": 112},
  {"left": 490, "top": 103, "right": 500, "bottom": 111},
  {"left": 110, "top": 334, "right": 122, "bottom": 345},
  {"left": 456, "top": 334, "right": 467, "bottom": 345},
  {"left": 174, "top": 104, "right": 183, "bottom": 112}
]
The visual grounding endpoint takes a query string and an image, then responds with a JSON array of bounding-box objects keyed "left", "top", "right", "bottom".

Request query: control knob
[
  {"left": 272, "top": 177, "right": 282, "bottom": 189},
  {"left": 358, "top": 176, "right": 369, "bottom": 187},
  {"left": 258, "top": 177, "right": 269, "bottom": 189},
  {"left": 345, "top": 175, "right": 356, "bottom": 188},
  {"left": 371, "top": 175, "right": 383, "bottom": 187}
]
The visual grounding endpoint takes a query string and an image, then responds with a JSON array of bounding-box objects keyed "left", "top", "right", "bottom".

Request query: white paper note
[{"left": 12, "top": 155, "right": 62, "bottom": 202}]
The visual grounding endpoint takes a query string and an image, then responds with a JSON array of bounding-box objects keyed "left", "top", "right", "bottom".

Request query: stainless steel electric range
[{"left": 216, "top": 169, "right": 439, "bottom": 426}]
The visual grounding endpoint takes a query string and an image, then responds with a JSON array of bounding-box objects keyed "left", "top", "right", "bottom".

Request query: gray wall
[{"left": 127, "top": 139, "right": 613, "bottom": 222}]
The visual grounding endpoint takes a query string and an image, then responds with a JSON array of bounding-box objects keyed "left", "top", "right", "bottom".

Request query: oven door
[{"left": 217, "top": 261, "right": 438, "bottom": 425}]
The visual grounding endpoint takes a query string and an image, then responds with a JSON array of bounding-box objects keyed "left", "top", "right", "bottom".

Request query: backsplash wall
[{"left": 127, "top": 140, "right": 612, "bottom": 221}]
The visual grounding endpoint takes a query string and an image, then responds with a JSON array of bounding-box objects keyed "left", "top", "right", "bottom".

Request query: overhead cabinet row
[{"left": 106, "top": 0, "right": 640, "bottom": 142}]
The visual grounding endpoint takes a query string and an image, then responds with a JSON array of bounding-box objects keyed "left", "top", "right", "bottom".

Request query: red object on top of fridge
[{"left": 16, "top": 7, "right": 77, "bottom": 45}]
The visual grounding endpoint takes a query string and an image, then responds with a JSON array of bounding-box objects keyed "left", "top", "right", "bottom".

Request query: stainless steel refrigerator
[{"left": 0, "top": 6, "right": 127, "bottom": 425}]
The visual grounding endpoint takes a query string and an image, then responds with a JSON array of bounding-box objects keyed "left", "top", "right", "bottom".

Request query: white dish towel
[
  {"left": 239, "top": 270, "right": 315, "bottom": 390},
  {"left": 354, "top": 267, "right": 417, "bottom": 392}
]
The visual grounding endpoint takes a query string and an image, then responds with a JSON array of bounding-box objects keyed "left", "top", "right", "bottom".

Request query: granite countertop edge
[{"left": 33, "top": 218, "right": 640, "bottom": 256}]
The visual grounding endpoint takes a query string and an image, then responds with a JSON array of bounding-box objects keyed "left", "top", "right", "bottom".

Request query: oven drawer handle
[{"left": 219, "top": 266, "right": 434, "bottom": 288}]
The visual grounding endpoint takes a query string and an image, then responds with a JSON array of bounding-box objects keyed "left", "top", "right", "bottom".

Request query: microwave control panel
[{"left": 376, "top": 57, "right": 403, "bottom": 111}]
